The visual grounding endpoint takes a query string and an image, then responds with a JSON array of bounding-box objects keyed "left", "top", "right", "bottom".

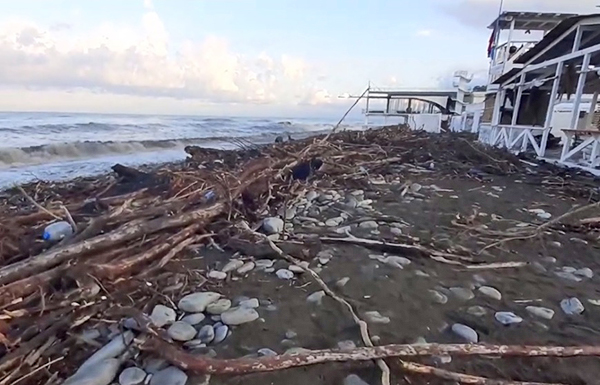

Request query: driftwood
[
  {"left": 397, "top": 361, "right": 563, "bottom": 385},
  {"left": 139, "top": 339, "right": 600, "bottom": 375},
  {"left": 0, "top": 203, "right": 224, "bottom": 286}
]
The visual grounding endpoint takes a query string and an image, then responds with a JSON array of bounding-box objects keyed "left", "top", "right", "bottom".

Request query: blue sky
[{"left": 0, "top": 0, "right": 596, "bottom": 116}]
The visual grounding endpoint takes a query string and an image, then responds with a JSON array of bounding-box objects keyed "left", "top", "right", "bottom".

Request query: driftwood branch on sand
[{"left": 139, "top": 337, "right": 600, "bottom": 375}]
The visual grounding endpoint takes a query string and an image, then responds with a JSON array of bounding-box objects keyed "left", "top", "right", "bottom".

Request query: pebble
[
  {"left": 390, "top": 227, "right": 403, "bottom": 236},
  {"left": 289, "top": 265, "right": 305, "bottom": 273},
  {"left": 183, "top": 339, "right": 206, "bottom": 349},
  {"left": 213, "top": 324, "right": 229, "bottom": 344},
  {"left": 258, "top": 348, "right": 279, "bottom": 357},
  {"left": 467, "top": 306, "right": 487, "bottom": 317},
  {"left": 574, "top": 267, "right": 594, "bottom": 278},
  {"left": 222, "top": 259, "right": 244, "bottom": 273},
  {"left": 414, "top": 270, "right": 430, "bottom": 277},
  {"left": 167, "top": 321, "right": 197, "bottom": 342},
  {"left": 284, "top": 347, "right": 311, "bottom": 355},
  {"left": 325, "top": 217, "right": 344, "bottom": 227},
  {"left": 284, "top": 207, "right": 296, "bottom": 220},
  {"left": 206, "top": 299, "right": 232, "bottom": 315},
  {"left": 560, "top": 297, "right": 585, "bottom": 315},
  {"left": 364, "top": 311, "right": 391, "bottom": 324},
  {"left": 285, "top": 330, "right": 297, "bottom": 339},
  {"left": 80, "top": 331, "right": 134, "bottom": 370},
  {"left": 433, "top": 355, "right": 452, "bottom": 365},
  {"left": 119, "top": 367, "right": 147, "bottom": 385},
  {"left": 412, "top": 336, "right": 427, "bottom": 344},
  {"left": 276, "top": 269, "right": 294, "bottom": 280},
  {"left": 306, "top": 291, "right": 326, "bottom": 305},
  {"left": 495, "top": 312, "right": 523, "bottom": 325},
  {"left": 306, "top": 191, "right": 319, "bottom": 201},
  {"left": 255, "top": 259, "right": 275, "bottom": 269},
  {"left": 382, "top": 256, "right": 411, "bottom": 268},
  {"left": 237, "top": 262, "right": 255, "bottom": 275},
  {"left": 449, "top": 287, "right": 475, "bottom": 301},
  {"left": 344, "top": 374, "right": 370, "bottom": 385},
  {"left": 208, "top": 270, "right": 227, "bottom": 280},
  {"left": 63, "top": 358, "right": 121, "bottom": 385},
  {"left": 144, "top": 359, "right": 169, "bottom": 375},
  {"left": 526, "top": 306, "right": 555, "bottom": 320},
  {"left": 239, "top": 298, "right": 260, "bottom": 308},
  {"left": 149, "top": 367, "right": 187, "bottom": 385},
  {"left": 181, "top": 313, "right": 206, "bottom": 325},
  {"left": 429, "top": 290, "right": 448, "bottom": 304},
  {"left": 197, "top": 325, "right": 215, "bottom": 344},
  {"left": 335, "top": 225, "right": 352, "bottom": 234},
  {"left": 477, "top": 286, "right": 502, "bottom": 301},
  {"left": 337, "top": 340, "right": 357, "bottom": 350},
  {"left": 150, "top": 305, "right": 176, "bottom": 328},
  {"left": 451, "top": 323, "right": 478, "bottom": 343},
  {"left": 178, "top": 292, "right": 221, "bottom": 313},
  {"left": 359, "top": 221, "right": 378, "bottom": 229},
  {"left": 336, "top": 277, "right": 350, "bottom": 287},
  {"left": 588, "top": 299, "right": 600, "bottom": 306},
  {"left": 554, "top": 271, "right": 582, "bottom": 282},
  {"left": 221, "top": 307, "right": 260, "bottom": 325},
  {"left": 264, "top": 267, "right": 275, "bottom": 273},
  {"left": 262, "top": 217, "right": 284, "bottom": 234}
]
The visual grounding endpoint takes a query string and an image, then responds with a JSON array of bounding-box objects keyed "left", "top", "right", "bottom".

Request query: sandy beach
[{"left": 1, "top": 125, "right": 600, "bottom": 385}]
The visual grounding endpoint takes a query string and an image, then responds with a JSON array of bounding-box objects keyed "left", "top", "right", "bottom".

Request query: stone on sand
[{"left": 178, "top": 292, "right": 221, "bottom": 312}]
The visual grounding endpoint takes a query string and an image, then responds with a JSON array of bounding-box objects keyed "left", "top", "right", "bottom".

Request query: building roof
[
  {"left": 515, "top": 14, "right": 600, "bottom": 64},
  {"left": 488, "top": 11, "right": 577, "bottom": 31}
]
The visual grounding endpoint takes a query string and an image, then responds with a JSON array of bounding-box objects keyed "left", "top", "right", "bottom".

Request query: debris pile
[{"left": 1, "top": 124, "right": 600, "bottom": 385}]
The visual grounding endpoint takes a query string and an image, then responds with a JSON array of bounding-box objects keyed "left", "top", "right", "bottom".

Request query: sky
[{"left": 0, "top": 0, "right": 598, "bottom": 117}]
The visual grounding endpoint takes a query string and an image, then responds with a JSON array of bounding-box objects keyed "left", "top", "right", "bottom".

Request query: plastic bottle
[
  {"left": 202, "top": 190, "right": 216, "bottom": 203},
  {"left": 42, "top": 221, "right": 74, "bottom": 241}
]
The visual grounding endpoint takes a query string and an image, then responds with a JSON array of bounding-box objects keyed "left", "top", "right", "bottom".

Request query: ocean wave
[
  {"left": 0, "top": 128, "right": 335, "bottom": 167},
  {"left": 0, "top": 137, "right": 221, "bottom": 167}
]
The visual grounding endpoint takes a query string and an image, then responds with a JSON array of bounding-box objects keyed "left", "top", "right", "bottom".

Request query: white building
[{"left": 470, "top": 11, "right": 600, "bottom": 173}]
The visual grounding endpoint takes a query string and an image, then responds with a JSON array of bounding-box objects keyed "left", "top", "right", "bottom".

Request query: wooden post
[
  {"left": 570, "top": 53, "right": 591, "bottom": 129},
  {"left": 541, "top": 62, "right": 564, "bottom": 157}
]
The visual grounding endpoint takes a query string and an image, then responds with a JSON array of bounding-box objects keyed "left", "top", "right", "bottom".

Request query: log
[
  {"left": 0, "top": 203, "right": 224, "bottom": 286},
  {"left": 93, "top": 224, "right": 201, "bottom": 278},
  {"left": 139, "top": 339, "right": 600, "bottom": 375},
  {"left": 398, "top": 361, "right": 562, "bottom": 385},
  {"left": 0, "top": 266, "right": 64, "bottom": 307}
]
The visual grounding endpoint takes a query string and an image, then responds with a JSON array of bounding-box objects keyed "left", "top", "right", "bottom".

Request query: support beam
[
  {"left": 502, "top": 41, "right": 600, "bottom": 85},
  {"left": 511, "top": 74, "right": 526, "bottom": 126},
  {"left": 586, "top": 91, "right": 599, "bottom": 129},
  {"left": 491, "top": 90, "right": 503, "bottom": 126},
  {"left": 570, "top": 53, "right": 591, "bottom": 129},
  {"left": 540, "top": 63, "right": 564, "bottom": 157},
  {"left": 572, "top": 25, "right": 583, "bottom": 53}
]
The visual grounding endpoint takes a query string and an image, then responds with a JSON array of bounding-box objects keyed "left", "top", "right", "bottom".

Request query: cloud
[
  {"left": 415, "top": 29, "right": 434, "bottom": 37},
  {"left": 0, "top": 10, "right": 330, "bottom": 106},
  {"left": 440, "top": 0, "right": 599, "bottom": 29}
]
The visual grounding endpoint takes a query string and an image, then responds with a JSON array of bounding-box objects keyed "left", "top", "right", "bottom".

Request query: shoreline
[{"left": 2, "top": 125, "right": 600, "bottom": 385}]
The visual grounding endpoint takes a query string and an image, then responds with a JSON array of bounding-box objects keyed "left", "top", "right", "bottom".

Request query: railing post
[{"left": 570, "top": 53, "right": 591, "bottom": 129}]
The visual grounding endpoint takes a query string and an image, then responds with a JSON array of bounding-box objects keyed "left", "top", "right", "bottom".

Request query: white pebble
[
  {"left": 477, "top": 286, "right": 502, "bottom": 301},
  {"left": 526, "top": 306, "right": 555, "bottom": 320},
  {"left": 276, "top": 269, "right": 294, "bottom": 280},
  {"left": 451, "top": 323, "right": 478, "bottom": 343},
  {"left": 494, "top": 312, "right": 523, "bottom": 325}
]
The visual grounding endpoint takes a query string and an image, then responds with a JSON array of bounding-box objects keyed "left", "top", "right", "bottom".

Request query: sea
[{"left": 0, "top": 112, "right": 367, "bottom": 189}]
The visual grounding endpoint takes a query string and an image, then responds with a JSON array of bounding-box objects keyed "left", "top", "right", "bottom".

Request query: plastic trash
[
  {"left": 42, "top": 221, "right": 74, "bottom": 241},
  {"left": 203, "top": 190, "right": 216, "bottom": 202}
]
